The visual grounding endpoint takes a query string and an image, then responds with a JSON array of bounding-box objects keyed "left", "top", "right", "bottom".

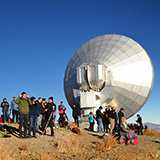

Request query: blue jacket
[
  {"left": 88, "top": 114, "right": 94, "bottom": 123},
  {"left": 29, "top": 104, "right": 39, "bottom": 116},
  {"left": 11, "top": 100, "right": 19, "bottom": 111}
]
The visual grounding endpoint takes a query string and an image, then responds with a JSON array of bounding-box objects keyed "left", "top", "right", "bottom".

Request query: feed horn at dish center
[{"left": 64, "top": 34, "right": 154, "bottom": 127}]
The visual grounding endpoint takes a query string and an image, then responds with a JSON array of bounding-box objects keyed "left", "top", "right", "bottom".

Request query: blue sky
[{"left": 0, "top": 0, "right": 159, "bottom": 124}]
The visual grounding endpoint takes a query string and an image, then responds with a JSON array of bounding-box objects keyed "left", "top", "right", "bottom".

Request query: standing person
[
  {"left": 72, "top": 104, "right": 81, "bottom": 127},
  {"left": 28, "top": 97, "right": 39, "bottom": 138},
  {"left": 112, "top": 107, "right": 117, "bottom": 134},
  {"left": 10, "top": 96, "right": 19, "bottom": 123},
  {"left": 58, "top": 101, "right": 66, "bottom": 117},
  {"left": 44, "top": 97, "right": 56, "bottom": 136},
  {"left": 108, "top": 105, "right": 115, "bottom": 134},
  {"left": 136, "top": 114, "right": 143, "bottom": 135},
  {"left": 36, "top": 97, "right": 43, "bottom": 130},
  {"left": 96, "top": 106, "right": 103, "bottom": 132},
  {"left": 103, "top": 108, "right": 109, "bottom": 133},
  {"left": 41, "top": 98, "right": 47, "bottom": 132},
  {"left": 118, "top": 108, "right": 125, "bottom": 126},
  {"left": 88, "top": 112, "right": 95, "bottom": 132},
  {"left": 15, "top": 92, "right": 32, "bottom": 138},
  {"left": 1, "top": 98, "right": 9, "bottom": 123}
]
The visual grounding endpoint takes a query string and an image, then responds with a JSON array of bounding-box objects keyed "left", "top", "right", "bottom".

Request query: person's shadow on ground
[{"left": 3, "top": 124, "right": 20, "bottom": 138}]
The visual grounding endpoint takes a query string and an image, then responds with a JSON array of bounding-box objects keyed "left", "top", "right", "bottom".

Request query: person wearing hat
[
  {"left": 43, "top": 97, "right": 56, "bottom": 136},
  {"left": 15, "top": 92, "right": 32, "bottom": 138},
  {"left": 10, "top": 96, "right": 19, "bottom": 123},
  {"left": 28, "top": 97, "right": 39, "bottom": 138},
  {"left": 96, "top": 106, "right": 103, "bottom": 132}
]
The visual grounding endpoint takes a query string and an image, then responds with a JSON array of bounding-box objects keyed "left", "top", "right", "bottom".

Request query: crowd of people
[
  {"left": 0, "top": 92, "right": 72, "bottom": 138},
  {"left": 88, "top": 106, "right": 143, "bottom": 144},
  {"left": 1, "top": 92, "right": 143, "bottom": 144}
]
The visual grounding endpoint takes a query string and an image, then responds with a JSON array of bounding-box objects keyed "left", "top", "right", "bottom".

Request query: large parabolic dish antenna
[{"left": 64, "top": 34, "right": 154, "bottom": 121}]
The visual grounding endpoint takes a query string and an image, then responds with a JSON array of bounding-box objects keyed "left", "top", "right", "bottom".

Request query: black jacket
[
  {"left": 136, "top": 117, "right": 143, "bottom": 126},
  {"left": 46, "top": 102, "right": 56, "bottom": 119},
  {"left": 96, "top": 109, "right": 103, "bottom": 120},
  {"left": 1, "top": 102, "right": 9, "bottom": 112},
  {"left": 72, "top": 106, "right": 81, "bottom": 117},
  {"left": 108, "top": 110, "right": 116, "bottom": 119},
  {"left": 37, "top": 102, "right": 44, "bottom": 115},
  {"left": 118, "top": 111, "right": 124, "bottom": 124}
]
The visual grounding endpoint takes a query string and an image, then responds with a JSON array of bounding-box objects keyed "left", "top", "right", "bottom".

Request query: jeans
[
  {"left": 3, "top": 111, "right": 8, "bottom": 122},
  {"left": 138, "top": 126, "right": 143, "bottom": 135},
  {"left": 36, "top": 114, "right": 43, "bottom": 129},
  {"left": 13, "top": 110, "right": 19, "bottom": 123},
  {"left": 97, "top": 118, "right": 102, "bottom": 132},
  {"left": 29, "top": 115, "right": 38, "bottom": 137},
  {"left": 19, "top": 114, "right": 29, "bottom": 137}
]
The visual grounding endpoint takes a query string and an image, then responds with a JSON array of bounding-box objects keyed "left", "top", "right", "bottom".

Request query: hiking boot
[
  {"left": 19, "top": 136, "right": 22, "bottom": 139},
  {"left": 33, "top": 136, "right": 37, "bottom": 138},
  {"left": 24, "top": 136, "right": 27, "bottom": 138}
]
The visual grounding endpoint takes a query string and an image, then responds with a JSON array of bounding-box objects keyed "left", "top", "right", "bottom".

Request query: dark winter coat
[
  {"left": 46, "top": 102, "right": 56, "bottom": 119},
  {"left": 96, "top": 109, "right": 103, "bottom": 120},
  {"left": 72, "top": 106, "right": 81, "bottom": 117},
  {"left": 1, "top": 102, "right": 9, "bottom": 112},
  {"left": 118, "top": 111, "right": 124, "bottom": 125},
  {"left": 29, "top": 104, "right": 39, "bottom": 116},
  {"left": 136, "top": 117, "right": 143, "bottom": 126}
]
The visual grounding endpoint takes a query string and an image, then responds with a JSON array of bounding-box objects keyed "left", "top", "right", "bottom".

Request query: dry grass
[
  {"left": 56, "top": 135, "right": 80, "bottom": 154},
  {"left": 0, "top": 139, "right": 14, "bottom": 160},
  {"left": 143, "top": 128, "right": 159, "bottom": 137},
  {"left": 96, "top": 135, "right": 118, "bottom": 152}
]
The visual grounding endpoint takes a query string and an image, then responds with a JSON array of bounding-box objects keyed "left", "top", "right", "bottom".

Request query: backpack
[{"left": 71, "top": 127, "right": 80, "bottom": 134}]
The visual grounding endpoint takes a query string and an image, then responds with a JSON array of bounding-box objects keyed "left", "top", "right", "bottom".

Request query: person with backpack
[
  {"left": 103, "top": 108, "right": 109, "bottom": 133},
  {"left": 58, "top": 101, "right": 66, "bottom": 117},
  {"left": 1, "top": 98, "right": 9, "bottom": 123}
]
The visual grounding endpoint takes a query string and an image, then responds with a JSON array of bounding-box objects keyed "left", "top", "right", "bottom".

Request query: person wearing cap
[
  {"left": 28, "top": 97, "right": 39, "bottom": 138},
  {"left": 15, "top": 92, "right": 32, "bottom": 138},
  {"left": 1, "top": 98, "right": 9, "bottom": 123},
  {"left": 10, "top": 96, "right": 19, "bottom": 123},
  {"left": 44, "top": 97, "right": 56, "bottom": 136},
  {"left": 96, "top": 106, "right": 103, "bottom": 132},
  {"left": 58, "top": 101, "right": 66, "bottom": 117}
]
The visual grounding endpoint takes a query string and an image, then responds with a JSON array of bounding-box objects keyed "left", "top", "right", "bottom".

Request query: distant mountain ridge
[{"left": 144, "top": 122, "right": 160, "bottom": 130}]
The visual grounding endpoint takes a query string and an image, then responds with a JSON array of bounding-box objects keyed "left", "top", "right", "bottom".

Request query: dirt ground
[{"left": 0, "top": 123, "right": 160, "bottom": 160}]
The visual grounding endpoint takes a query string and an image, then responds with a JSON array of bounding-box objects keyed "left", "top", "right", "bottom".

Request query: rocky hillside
[{"left": 0, "top": 123, "right": 160, "bottom": 160}]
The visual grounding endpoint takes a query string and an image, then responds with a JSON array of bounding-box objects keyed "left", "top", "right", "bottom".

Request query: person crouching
[{"left": 28, "top": 97, "right": 39, "bottom": 138}]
